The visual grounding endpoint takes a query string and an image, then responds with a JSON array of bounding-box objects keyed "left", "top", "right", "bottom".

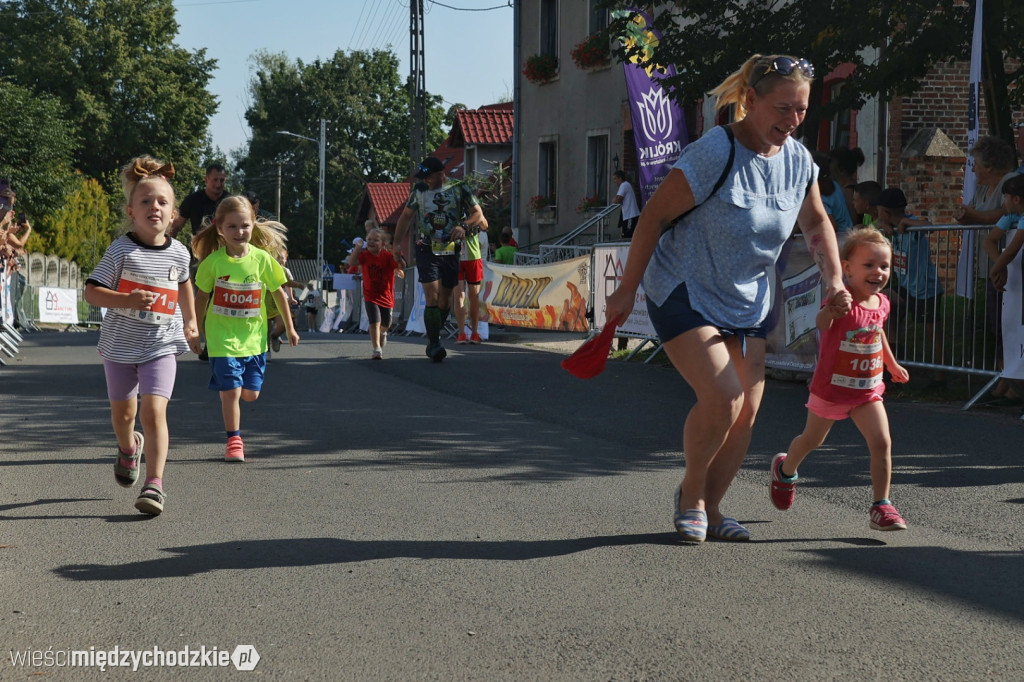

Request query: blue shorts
[
  {"left": 208, "top": 354, "right": 267, "bottom": 392},
  {"left": 647, "top": 282, "right": 767, "bottom": 345},
  {"left": 414, "top": 241, "right": 460, "bottom": 290}
]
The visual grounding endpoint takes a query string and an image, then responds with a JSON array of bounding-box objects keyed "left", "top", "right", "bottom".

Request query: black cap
[
  {"left": 244, "top": 190, "right": 259, "bottom": 203},
  {"left": 876, "top": 188, "right": 908, "bottom": 209},
  {"left": 414, "top": 156, "right": 445, "bottom": 179}
]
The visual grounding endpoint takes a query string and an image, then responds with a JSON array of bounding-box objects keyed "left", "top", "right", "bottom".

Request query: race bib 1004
[
  {"left": 212, "top": 279, "right": 263, "bottom": 318},
  {"left": 112, "top": 269, "right": 179, "bottom": 325}
]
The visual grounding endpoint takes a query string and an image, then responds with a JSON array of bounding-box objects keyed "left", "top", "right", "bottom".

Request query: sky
[{"left": 172, "top": 0, "right": 515, "bottom": 156}]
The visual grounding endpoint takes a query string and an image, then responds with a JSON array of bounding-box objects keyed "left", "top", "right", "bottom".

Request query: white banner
[
  {"left": 38, "top": 287, "right": 79, "bottom": 324},
  {"left": 405, "top": 281, "right": 426, "bottom": 334},
  {"left": 956, "top": 0, "right": 984, "bottom": 297},
  {"left": 592, "top": 244, "right": 656, "bottom": 336},
  {"left": 1001, "top": 228, "right": 1024, "bottom": 379},
  {"left": 483, "top": 256, "right": 590, "bottom": 332}
]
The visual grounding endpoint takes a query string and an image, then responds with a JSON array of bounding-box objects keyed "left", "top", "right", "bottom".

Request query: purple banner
[{"left": 619, "top": 9, "right": 689, "bottom": 207}]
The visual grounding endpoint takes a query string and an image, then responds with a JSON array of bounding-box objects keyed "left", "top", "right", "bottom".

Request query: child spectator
[
  {"left": 494, "top": 231, "right": 518, "bottom": 265},
  {"left": 192, "top": 195, "right": 299, "bottom": 462},
  {"left": 770, "top": 227, "right": 910, "bottom": 531},
  {"left": 347, "top": 227, "right": 404, "bottom": 359},
  {"left": 875, "top": 187, "right": 945, "bottom": 386},
  {"left": 84, "top": 156, "right": 201, "bottom": 515},
  {"left": 300, "top": 281, "right": 321, "bottom": 331},
  {"left": 852, "top": 180, "right": 882, "bottom": 227}
]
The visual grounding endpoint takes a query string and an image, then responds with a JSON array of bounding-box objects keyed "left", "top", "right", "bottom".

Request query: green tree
[
  {"left": 0, "top": 0, "right": 218, "bottom": 184},
  {"left": 0, "top": 83, "right": 77, "bottom": 218},
  {"left": 608, "top": 1, "right": 1023, "bottom": 147},
  {"left": 31, "top": 176, "right": 115, "bottom": 272},
  {"left": 239, "top": 49, "right": 446, "bottom": 265}
]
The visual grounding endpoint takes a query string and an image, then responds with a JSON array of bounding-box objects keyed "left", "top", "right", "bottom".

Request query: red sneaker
[
  {"left": 769, "top": 452, "right": 797, "bottom": 510},
  {"left": 456, "top": 332, "right": 469, "bottom": 344},
  {"left": 869, "top": 503, "right": 907, "bottom": 531},
  {"left": 469, "top": 332, "right": 482, "bottom": 344},
  {"left": 225, "top": 435, "right": 245, "bottom": 462}
]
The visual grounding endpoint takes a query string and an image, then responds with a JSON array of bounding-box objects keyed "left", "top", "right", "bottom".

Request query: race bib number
[
  {"left": 212, "top": 279, "right": 263, "bottom": 318},
  {"left": 430, "top": 238, "right": 457, "bottom": 256},
  {"left": 831, "top": 339, "right": 884, "bottom": 390},
  {"left": 112, "top": 269, "right": 179, "bottom": 325}
]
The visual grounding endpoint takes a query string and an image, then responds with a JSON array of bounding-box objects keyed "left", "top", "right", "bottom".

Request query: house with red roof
[{"left": 357, "top": 102, "right": 514, "bottom": 234}]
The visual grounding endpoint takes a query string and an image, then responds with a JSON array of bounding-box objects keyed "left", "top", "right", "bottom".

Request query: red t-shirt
[{"left": 357, "top": 249, "right": 401, "bottom": 308}]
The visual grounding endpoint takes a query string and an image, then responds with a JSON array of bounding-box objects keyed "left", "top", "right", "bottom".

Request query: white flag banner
[
  {"left": 955, "top": 0, "right": 984, "bottom": 297},
  {"left": 38, "top": 287, "right": 79, "bottom": 324}
]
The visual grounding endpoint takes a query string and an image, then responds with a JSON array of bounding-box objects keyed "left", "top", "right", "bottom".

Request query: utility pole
[
  {"left": 276, "top": 162, "right": 282, "bottom": 219},
  {"left": 409, "top": 0, "right": 426, "bottom": 174}
]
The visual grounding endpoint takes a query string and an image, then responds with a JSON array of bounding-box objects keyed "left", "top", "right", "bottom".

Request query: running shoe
[
  {"left": 769, "top": 452, "right": 797, "bottom": 510},
  {"left": 869, "top": 503, "right": 907, "bottom": 531},
  {"left": 469, "top": 332, "right": 482, "bottom": 344},
  {"left": 225, "top": 435, "right": 245, "bottom": 462},
  {"left": 457, "top": 332, "right": 469, "bottom": 344},
  {"left": 430, "top": 343, "right": 447, "bottom": 363},
  {"left": 372, "top": 348, "right": 382, "bottom": 360},
  {"left": 271, "top": 335, "right": 281, "bottom": 352}
]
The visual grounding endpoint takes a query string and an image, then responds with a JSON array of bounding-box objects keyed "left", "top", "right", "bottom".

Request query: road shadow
[
  {"left": 54, "top": 533, "right": 683, "bottom": 582},
  {"left": 794, "top": 545, "right": 1024, "bottom": 622}
]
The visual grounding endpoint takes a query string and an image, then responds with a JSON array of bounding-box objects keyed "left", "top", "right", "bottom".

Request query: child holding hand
[
  {"left": 192, "top": 195, "right": 299, "bottom": 462},
  {"left": 770, "top": 227, "right": 911, "bottom": 531},
  {"left": 84, "top": 156, "right": 200, "bottom": 516},
  {"left": 347, "top": 227, "right": 404, "bottom": 359}
]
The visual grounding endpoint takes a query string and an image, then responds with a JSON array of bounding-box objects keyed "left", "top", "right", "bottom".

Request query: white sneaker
[
  {"left": 372, "top": 347, "right": 383, "bottom": 360},
  {"left": 381, "top": 332, "right": 387, "bottom": 349}
]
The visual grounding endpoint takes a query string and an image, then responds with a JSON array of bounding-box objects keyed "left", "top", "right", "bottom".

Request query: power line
[
  {"left": 426, "top": 0, "right": 511, "bottom": 11},
  {"left": 347, "top": 0, "right": 371, "bottom": 52}
]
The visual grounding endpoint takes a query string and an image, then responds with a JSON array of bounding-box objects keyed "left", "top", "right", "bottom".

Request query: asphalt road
[{"left": 1, "top": 329, "right": 1022, "bottom": 681}]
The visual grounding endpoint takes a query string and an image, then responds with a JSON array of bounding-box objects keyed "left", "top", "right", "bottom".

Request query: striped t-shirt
[{"left": 86, "top": 233, "right": 191, "bottom": 364}]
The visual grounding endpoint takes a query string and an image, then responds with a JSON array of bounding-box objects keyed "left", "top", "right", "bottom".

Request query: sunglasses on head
[{"left": 752, "top": 57, "right": 814, "bottom": 87}]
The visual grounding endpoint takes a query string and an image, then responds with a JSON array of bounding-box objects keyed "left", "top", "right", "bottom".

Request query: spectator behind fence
[
  {"left": 852, "top": 181, "right": 883, "bottom": 228},
  {"left": 982, "top": 174, "right": 1024, "bottom": 400},
  {"left": 957, "top": 135, "right": 1018, "bottom": 398},
  {"left": 494, "top": 231, "right": 517, "bottom": 264},
  {"left": 875, "top": 187, "right": 945, "bottom": 387},
  {"left": 0, "top": 185, "right": 31, "bottom": 328},
  {"left": 814, "top": 152, "right": 854, "bottom": 233},
  {"left": 831, "top": 146, "right": 865, "bottom": 224}
]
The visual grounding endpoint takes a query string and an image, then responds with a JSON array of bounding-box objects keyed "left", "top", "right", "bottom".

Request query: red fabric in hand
[{"left": 561, "top": 318, "right": 621, "bottom": 379}]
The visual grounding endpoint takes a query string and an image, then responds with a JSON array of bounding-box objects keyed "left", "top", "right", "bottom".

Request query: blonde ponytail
[{"left": 709, "top": 54, "right": 762, "bottom": 121}]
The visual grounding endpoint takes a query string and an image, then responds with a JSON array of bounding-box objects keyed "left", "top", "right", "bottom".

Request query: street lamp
[{"left": 277, "top": 119, "right": 326, "bottom": 288}]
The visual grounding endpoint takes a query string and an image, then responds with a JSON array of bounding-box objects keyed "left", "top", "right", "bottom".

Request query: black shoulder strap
[{"left": 665, "top": 125, "right": 735, "bottom": 232}]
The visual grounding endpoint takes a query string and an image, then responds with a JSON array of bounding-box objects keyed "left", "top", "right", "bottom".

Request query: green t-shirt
[
  {"left": 196, "top": 247, "right": 286, "bottom": 357},
  {"left": 494, "top": 245, "right": 518, "bottom": 265},
  {"left": 405, "top": 182, "right": 480, "bottom": 241}
]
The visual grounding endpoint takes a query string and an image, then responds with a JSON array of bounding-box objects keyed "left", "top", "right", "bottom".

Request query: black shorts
[
  {"left": 414, "top": 241, "right": 460, "bottom": 290},
  {"left": 364, "top": 301, "right": 392, "bottom": 327}
]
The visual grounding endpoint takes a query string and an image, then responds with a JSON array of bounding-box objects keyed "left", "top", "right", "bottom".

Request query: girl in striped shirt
[{"left": 84, "top": 156, "right": 201, "bottom": 516}]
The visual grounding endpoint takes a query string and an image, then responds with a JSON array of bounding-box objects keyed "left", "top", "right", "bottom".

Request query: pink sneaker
[
  {"left": 225, "top": 435, "right": 245, "bottom": 462},
  {"left": 869, "top": 503, "right": 907, "bottom": 531},
  {"left": 769, "top": 452, "right": 797, "bottom": 510}
]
